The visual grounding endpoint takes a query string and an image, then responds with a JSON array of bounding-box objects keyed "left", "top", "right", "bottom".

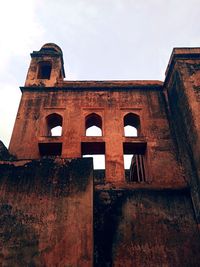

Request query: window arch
[
  {"left": 85, "top": 113, "right": 102, "bottom": 136},
  {"left": 124, "top": 113, "right": 140, "bottom": 137},
  {"left": 37, "top": 61, "right": 52, "bottom": 79},
  {"left": 46, "top": 113, "right": 63, "bottom": 136}
]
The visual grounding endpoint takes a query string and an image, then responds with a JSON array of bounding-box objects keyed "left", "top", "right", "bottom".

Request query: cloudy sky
[{"left": 0, "top": 0, "right": 200, "bottom": 147}]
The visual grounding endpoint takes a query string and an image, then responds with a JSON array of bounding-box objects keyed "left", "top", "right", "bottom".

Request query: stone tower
[{"left": 1, "top": 44, "right": 200, "bottom": 266}]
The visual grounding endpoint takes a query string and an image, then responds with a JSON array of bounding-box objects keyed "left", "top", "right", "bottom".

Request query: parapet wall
[{"left": 0, "top": 157, "right": 93, "bottom": 267}]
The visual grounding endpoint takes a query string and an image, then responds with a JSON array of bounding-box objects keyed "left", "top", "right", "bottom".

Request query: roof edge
[
  {"left": 20, "top": 80, "right": 163, "bottom": 92},
  {"left": 164, "top": 47, "right": 200, "bottom": 86}
]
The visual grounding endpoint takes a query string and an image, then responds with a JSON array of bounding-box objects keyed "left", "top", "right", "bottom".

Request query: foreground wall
[
  {"left": 0, "top": 158, "right": 93, "bottom": 267},
  {"left": 94, "top": 188, "right": 200, "bottom": 267}
]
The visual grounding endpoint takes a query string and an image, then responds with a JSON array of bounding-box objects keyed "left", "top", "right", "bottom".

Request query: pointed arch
[
  {"left": 85, "top": 113, "right": 102, "bottom": 136},
  {"left": 124, "top": 113, "right": 140, "bottom": 137},
  {"left": 45, "top": 113, "right": 63, "bottom": 136}
]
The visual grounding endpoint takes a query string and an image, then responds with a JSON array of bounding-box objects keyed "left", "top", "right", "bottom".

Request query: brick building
[{"left": 0, "top": 43, "right": 200, "bottom": 266}]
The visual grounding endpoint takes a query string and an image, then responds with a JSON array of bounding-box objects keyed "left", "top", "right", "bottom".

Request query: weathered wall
[
  {"left": 6, "top": 45, "right": 200, "bottom": 266},
  {"left": 9, "top": 85, "right": 184, "bottom": 186},
  {"left": 166, "top": 57, "right": 200, "bottom": 221},
  {"left": 94, "top": 189, "right": 200, "bottom": 267},
  {"left": 0, "top": 157, "right": 93, "bottom": 267}
]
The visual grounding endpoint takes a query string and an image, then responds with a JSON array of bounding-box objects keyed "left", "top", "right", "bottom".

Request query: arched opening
[
  {"left": 46, "top": 113, "right": 63, "bottom": 137},
  {"left": 124, "top": 113, "right": 140, "bottom": 137},
  {"left": 37, "top": 61, "right": 52, "bottom": 79},
  {"left": 85, "top": 113, "right": 102, "bottom": 136}
]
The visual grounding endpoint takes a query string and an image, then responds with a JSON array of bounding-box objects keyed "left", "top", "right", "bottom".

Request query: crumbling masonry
[{"left": 1, "top": 43, "right": 200, "bottom": 266}]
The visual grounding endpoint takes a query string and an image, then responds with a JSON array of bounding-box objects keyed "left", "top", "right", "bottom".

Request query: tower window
[
  {"left": 45, "top": 113, "right": 63, "bottom": 137},
  {"left": 37, "top": 61, "right": 52, "bottom": 79},
  {"left": 124, "top": 113, "right": 140, "bottom": 137},
  {"left": 85, "top": 113, "right": 102, "bottom": 136}
]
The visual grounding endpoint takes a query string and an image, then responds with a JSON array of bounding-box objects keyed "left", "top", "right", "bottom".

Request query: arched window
[
  {"left": 124, "top": 113, "right": 140, "bottom": 137},
  {"left": 85, "top": 113, "right": 102, "bottom": 136},
  {"left": 37, "top": 61, "right": 52, "bottom": 79},
  {"left": 46, "top": 113, "right": 63, "bottom": 137}
]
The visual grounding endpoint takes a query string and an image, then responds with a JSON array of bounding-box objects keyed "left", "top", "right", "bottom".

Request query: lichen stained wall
[
  {"left": 0, "top": 157, "right": 93, "bottom": 267},
  {"left": 94, "top": 189, "right": 200, "bottom": 267}
]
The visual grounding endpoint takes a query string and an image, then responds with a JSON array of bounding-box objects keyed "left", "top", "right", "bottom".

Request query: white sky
[{"left": 0, "top": 0, "right": 200, "bottom": 147}]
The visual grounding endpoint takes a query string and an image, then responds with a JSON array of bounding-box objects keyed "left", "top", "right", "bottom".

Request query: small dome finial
[{"left": 40, "top": 43, "right": 63, "bottom": 54}]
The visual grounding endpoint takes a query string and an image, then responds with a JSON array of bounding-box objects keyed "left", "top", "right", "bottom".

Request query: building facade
[{"left": 1, "top": 43, "right": 200, "bottom": 266}]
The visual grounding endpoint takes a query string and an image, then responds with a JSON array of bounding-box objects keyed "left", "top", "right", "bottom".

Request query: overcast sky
[{"left": 0, "top": 0, "right": 200, "bottom": 147}]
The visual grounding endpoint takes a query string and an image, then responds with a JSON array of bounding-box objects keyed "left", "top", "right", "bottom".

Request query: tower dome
[{"left": 40, "top": 43, "right": 63, "bottom": 54}]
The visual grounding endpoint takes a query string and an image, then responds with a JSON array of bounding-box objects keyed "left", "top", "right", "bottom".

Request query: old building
[{"left": 0, "top": 43, "right": 200, "bottom": 266}]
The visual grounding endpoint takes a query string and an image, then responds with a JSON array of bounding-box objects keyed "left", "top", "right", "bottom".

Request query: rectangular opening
[
  {"left": 82, "top": 155, "right": 105, "bottom": 170},
  {"left": 81, "top": 142, "right": 105, "bottom": 155},
  {"left": 123, "top": 142, "right": 146, "bottom": 154},
  {"left": 123, "top": 142, "right": 147, "bottom": 182},
  {"left": 39, "top": 142, "right": 62, "bottom": 156},
  {"left": 81, "top": 142, "right": 105, "bottom": 183},
  {"left": 37, "top": 63, "right": 52, "bottom": 79},
  {"left": 81, "top": 142, "right": 105, "bottom": 170}
]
